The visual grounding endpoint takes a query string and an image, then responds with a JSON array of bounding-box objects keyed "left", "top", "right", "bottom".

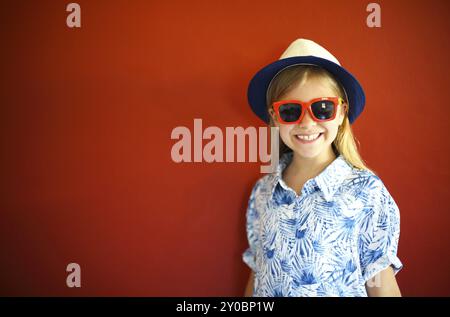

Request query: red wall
[{"left": 1, "top": 0, "right": 449, "bottom": 296}]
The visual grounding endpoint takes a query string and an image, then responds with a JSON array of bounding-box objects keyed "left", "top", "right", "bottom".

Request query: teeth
[{"left": 296, "top": 133, "right": 320, "bottom": 141}]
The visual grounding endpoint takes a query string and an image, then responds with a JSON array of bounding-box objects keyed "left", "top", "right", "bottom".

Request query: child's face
[{"left": 269, "top": 78, "right": 346, "bottom": 160}]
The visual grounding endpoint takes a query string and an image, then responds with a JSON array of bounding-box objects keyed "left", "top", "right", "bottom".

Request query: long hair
[{"left": 266, "top": 64, "right": 375, "bottom": 174}]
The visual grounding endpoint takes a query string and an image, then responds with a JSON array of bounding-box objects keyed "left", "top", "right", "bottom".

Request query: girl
[{"left": 242, "top": 39, "right": 402, "bottom": 297}]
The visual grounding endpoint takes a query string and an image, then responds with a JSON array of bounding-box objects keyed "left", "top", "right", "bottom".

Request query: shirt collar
[{"left": 269, "top": 151, "right": 354, "bottom": 202}]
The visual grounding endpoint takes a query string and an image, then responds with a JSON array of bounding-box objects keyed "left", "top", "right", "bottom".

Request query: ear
[
  {"left": 268, "top": 108, "right": 279, "bottom": 126},
  {"left": 338, "top": 102, "right": 347, "bottom": 125}
]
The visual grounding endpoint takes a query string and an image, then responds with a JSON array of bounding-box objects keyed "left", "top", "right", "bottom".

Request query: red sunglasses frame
[{"left": 272, "top": 97, "right": 346, "bottom": 124}]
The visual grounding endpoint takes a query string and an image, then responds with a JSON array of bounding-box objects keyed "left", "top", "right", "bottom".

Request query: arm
[
  {"left": 360, "top": 178, "right": 403, "bottom": 297},
  {"left": 243, "top": 180, "right": 261, "bottom": 297},
  {"left": 244, "top": 272, "right": 254, "bottom": 297},
  {"left": 365, "top": 266, "right": 401, "bottom": 297}
]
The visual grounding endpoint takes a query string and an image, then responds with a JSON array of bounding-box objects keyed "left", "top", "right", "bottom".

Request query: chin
[{"left": 292, "top": 149, "right": 323, "bottom": 159}]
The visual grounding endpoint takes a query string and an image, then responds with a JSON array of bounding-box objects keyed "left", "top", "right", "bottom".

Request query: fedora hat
[{"left": 247, "top": 38, "right": 365, "bottom": 124}]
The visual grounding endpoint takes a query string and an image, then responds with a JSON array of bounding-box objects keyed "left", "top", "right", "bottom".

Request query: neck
[{"left": 285, "top": 147, "right": 337, "bottom": 180}]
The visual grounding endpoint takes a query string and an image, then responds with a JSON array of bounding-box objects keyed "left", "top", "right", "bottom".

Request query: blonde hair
[{"left": 266, "top": 65, "right": 375, "bottom": 174}]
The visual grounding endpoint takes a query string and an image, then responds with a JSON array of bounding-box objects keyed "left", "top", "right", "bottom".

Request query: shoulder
[
  {"left": 341, "top": 168, "right": 399, "bottom": 209},
  {"left": 249, "top": 173, "right": 276, "bottom": 197},
  {"left": 246, "top": 173, "right": 277, "bottom": 215},
  {"left": 346, "top": 169, "right": 400, "bottom": 223},
  {"left": 344, "top": 167, "right": 392, "bottom": 196}
]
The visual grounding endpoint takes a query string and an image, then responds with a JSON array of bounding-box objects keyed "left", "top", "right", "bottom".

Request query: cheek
[
  {"left": 278, "top": 126, "right": 293, "bottom": 142},
  {"left": 322, "top": 124, "right": 339, "bottom": 141}
]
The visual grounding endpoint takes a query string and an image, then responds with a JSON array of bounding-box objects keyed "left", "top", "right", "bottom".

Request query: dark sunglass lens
[
  {"left": 311, "top": 100, "right": 335, "bottom": 120},
  {"left": 279, "top": 103, "right": 301, "bottom": 122}
]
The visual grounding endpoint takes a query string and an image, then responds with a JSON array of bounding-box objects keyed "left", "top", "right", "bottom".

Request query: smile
[{"left": 294, "top": 133, "right": 323, "bottom": 144}]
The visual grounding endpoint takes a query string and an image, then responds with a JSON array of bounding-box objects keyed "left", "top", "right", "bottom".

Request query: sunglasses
[{"left": 272, "top": 97, "right": 346, "bottom": 124}]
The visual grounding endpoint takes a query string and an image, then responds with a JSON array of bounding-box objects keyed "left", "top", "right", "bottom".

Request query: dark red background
[{"left": 1, "top": 0, "right": 449, "bottom": 296}]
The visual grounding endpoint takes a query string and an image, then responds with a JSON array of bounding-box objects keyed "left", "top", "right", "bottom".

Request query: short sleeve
[
  {"left": 242, "top": 179, "right": 262, "bottom": 273},
  {"left": 358, "top": 177, "right": 403, "bottom": 282}
]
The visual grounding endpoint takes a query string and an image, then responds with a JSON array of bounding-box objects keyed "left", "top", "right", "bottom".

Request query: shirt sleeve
[
  {"left": 358, "top": 176, "right": 403, "bottom": 282},
  {"left": 242, "top": 179, "right": 262, "bottom": 273}
]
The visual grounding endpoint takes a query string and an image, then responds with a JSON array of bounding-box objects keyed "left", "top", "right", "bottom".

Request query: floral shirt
[{"left": 242, "top": 151, "right": 402, "bottom": 297}]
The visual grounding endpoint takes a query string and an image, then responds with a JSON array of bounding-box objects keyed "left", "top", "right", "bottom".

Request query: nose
[{"left": 298, "top": 109, "right": 317, "bottom": 128}]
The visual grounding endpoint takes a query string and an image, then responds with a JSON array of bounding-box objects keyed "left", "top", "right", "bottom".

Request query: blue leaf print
[
  {"left": 296, "top": 228, "right": 307, "bottom": 239},
  {"left": 242, "top": 152, "right": 402, "bottom": 297}
]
